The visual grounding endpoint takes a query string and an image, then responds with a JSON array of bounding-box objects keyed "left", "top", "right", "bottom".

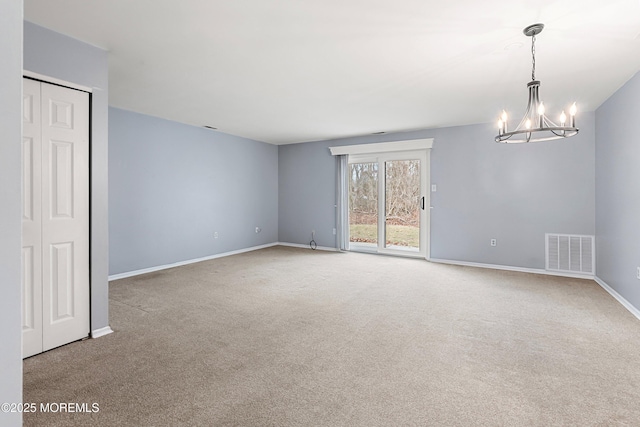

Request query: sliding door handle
[{"left": 421, "top": 196, "right": 425, "bottom": 210}]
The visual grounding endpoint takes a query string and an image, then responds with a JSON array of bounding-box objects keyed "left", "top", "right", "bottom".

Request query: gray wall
[
  {"left": 595, "top": 72, "right": 640, "bottom": 310},
  {"left": 430, "top": 116, "right": 595, "bottom": 268},
  {"left": 23, "top": 22, "right": 110, "bottom": 332},
  {"left": 0, "top": 2, "right": 23, "bottom": 426},
  {"left": 279, "top": 114, "right": 596, "bottom": 270},
  {"left": 109, "top": 108, "right": 279, "bottom": 275},
  {"left": 278, "top": 140, "right": 340, "bottom": 248}
]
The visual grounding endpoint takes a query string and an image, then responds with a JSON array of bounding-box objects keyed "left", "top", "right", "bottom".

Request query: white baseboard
[
  {"left": 429, "top": 258, "right": 594, "bottom": 280},
  {"left": 277, "top": 242, "right": 339, "bottom": 252},
  {"left": 91, "top": 326, "right": 114, "bottom": 339},
  {"left": 594, "top": 277, "right": 640, "bottom": 321},
  {"left": 108, "top": 242, "right": 279, "bottom": 281}
]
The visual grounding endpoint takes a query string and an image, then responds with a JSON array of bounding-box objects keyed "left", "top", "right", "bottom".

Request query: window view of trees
[
  {"left": 349, "top": 162, "right": 378, "bottom": 245},
  {"left": 385, "top": 160, "right": 420, "bottom": 249},
  {"left": 349, "top": 160, "right": 420, "bottom": 249}
]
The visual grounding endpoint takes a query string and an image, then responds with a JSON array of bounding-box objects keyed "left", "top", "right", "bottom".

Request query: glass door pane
[
  {"left": 348, "top": 162, "right": 378, "bottom": 249},
  {"left": 384, "top": 159, "right": 421, "bottom": 252}
]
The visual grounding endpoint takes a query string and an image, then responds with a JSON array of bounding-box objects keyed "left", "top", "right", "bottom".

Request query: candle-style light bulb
[
  {"left": 560, "top": 111, "right": 567, "bottom": 126},
  {"left": 525, "top": 119, "right": 532, "bottom": 129},
  {"left": 501, "top": 110, "right": 508, "bottom": 133},
  {"left": 537, "top": 102, "right": 545, "bottom": 116},
  {"left": 569, "top": 102, "right": 577, "bottom": 127},
  {"left": 498, "top": 119, "right": 503, "bottom": 134}
]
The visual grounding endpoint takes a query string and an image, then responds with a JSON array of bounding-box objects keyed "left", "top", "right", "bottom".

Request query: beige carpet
[{"left": 23, "top": 246, "right": 640, "bottom": 426}]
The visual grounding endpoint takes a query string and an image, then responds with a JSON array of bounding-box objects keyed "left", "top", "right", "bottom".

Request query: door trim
[
  {"left": 23, "top": 70, "right": 93, "bottom": 93},
  {"left": 329, "top": 138, "right": 433, "bottom": 156}
]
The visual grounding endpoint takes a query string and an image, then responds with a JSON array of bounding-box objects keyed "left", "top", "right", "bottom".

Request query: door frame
[
  {"left": 348, "top": 150, "right": 429, "bottom": 259},
  {"left": 330, "top": 138, "right": 433, "bottom": 260}
]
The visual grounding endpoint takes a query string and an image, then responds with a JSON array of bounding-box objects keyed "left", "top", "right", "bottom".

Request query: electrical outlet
[
  {"left": 214, "top": 232, "right": 219, "bottom": 239},
  {"left": 333, "top": 228, "right": 336, "bottom": 235},
  {"left": 431, "top": 184, "right": 437, "bottom": 192},
  {"left": 637, "top": 267, "right": 640, "bottom": 280},
  {"left": 490, "top": 238, "right": 497, "bottom": 247},
  {"left": 255, "top": 227, "right": 261, "bottom": 233}
]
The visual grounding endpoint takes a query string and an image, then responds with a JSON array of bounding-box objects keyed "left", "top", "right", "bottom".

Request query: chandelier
[{"left": 495, "top": 23, "right": 578, "bottom": 143}]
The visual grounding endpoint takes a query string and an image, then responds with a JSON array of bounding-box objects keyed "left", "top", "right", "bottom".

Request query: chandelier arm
[
  {"left": 532, "top": 81, "right": 540, "bottom": 125},
  {"left": 549, "top": 129, "right": 566, "bottom": 137},
  {"left": 495, "top": 133, "right": 515, "bottom": 142},
  {"left": 542, "top": 115, "right": 559, "bottom": 128},
  {"left": 496, "top": 127, "right": 579, "bottom": 143},
  {"left": 549, "top": 128, "right": 579, "bottom": 138},
  {"left": 516, "top": 92, "right": 532, "bottom": 129},
  {"left": 514, "top": 82, "right": 536, "bottom": 131}
]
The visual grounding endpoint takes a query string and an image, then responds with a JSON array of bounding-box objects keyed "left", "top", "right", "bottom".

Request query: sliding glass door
[{"left": 348, "top": 150, "right": 428, "bottom": 258}]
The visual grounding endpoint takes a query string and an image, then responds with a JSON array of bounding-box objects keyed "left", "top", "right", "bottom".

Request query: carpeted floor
[{"left": 23, "top": 246, "right": 640, "bottom": 426}]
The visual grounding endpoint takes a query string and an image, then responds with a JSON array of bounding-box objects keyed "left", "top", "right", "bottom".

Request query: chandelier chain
[{"left": 531, "top": 34, "right": 536, "bottom": 81}]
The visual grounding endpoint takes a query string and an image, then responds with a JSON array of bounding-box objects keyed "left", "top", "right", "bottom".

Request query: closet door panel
[
  {"left": 40, "top": 82, "right": 90, "bottom": 352},
  {"left": 22, "top": 78, "right": 43, "bottom": 358}
]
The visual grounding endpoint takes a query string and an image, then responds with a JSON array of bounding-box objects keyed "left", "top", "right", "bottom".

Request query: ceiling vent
[{"left": 546, "top": 233, "right": 594, "bottom": 275}]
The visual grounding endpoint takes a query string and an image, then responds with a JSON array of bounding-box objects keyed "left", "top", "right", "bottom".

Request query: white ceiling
[{"left": 24, "top": 0, "right": 640, "bottom": 144}]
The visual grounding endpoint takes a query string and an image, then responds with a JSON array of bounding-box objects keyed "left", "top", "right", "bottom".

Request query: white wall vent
[{"left": 546, "top": 234, "right": 594, "bottom": 275}]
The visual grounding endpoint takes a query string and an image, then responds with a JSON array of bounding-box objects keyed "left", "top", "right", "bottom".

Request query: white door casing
[{"left": 22, "top": 78, "right": 90, "bottom": 358}]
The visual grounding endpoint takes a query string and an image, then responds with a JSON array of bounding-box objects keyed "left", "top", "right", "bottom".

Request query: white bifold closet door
[{"left": 22, "top": 78, "right": 90, "bottom": 358}]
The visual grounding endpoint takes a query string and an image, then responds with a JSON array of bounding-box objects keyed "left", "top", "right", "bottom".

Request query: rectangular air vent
[{"left": 546, "top": 234, "right": 594, "bottom": 275}]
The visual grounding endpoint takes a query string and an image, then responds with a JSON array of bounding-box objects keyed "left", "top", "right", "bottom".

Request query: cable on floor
[{"left": 310, "top": 231, "right": 317, "bottom": 250}]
